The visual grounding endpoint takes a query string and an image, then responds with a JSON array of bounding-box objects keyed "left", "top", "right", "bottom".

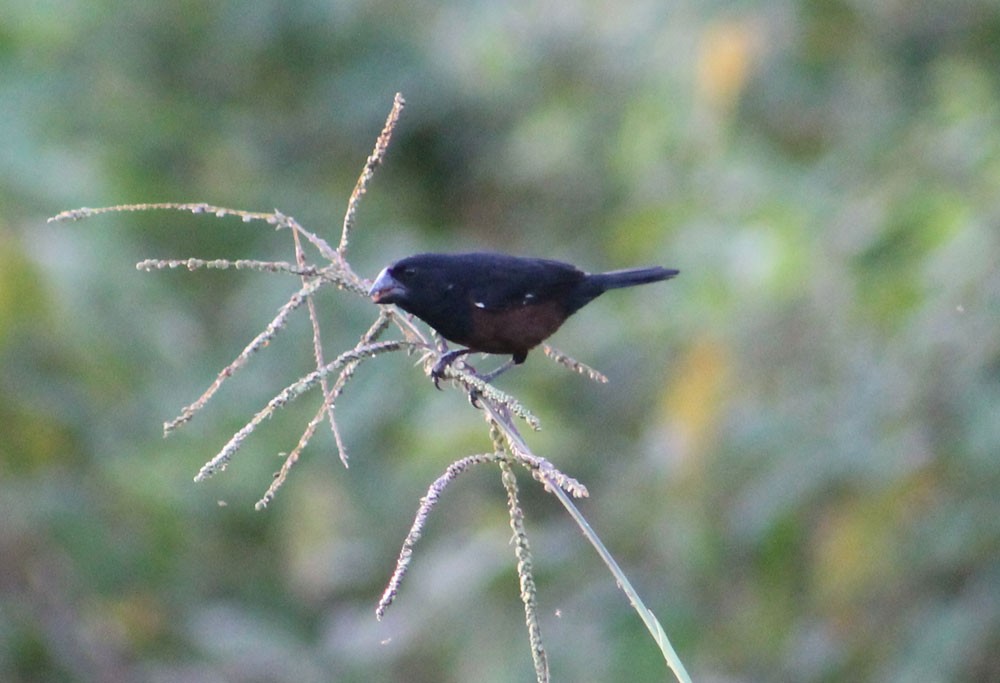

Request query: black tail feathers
[
  {"left": 565, "top": 265, "right": 677, "bottom": 313},
  {"left": 590, "top": 266, "right": 679, "bottom": 291}
]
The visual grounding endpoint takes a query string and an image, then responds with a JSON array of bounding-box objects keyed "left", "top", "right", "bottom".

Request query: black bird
[{"left": 368, "top": 252, "right": 678, "bottom": 384}]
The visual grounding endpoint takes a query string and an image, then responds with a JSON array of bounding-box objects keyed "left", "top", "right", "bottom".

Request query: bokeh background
[{"left": 2, "top": 1, "right": 998, "bottom": 681}]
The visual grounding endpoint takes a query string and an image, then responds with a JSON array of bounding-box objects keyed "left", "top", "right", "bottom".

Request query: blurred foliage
[{"left": 1, "top": 1, "right": 998, "bottom": 681}]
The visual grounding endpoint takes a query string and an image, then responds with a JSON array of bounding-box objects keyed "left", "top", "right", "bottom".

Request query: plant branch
[{"left": 50, "top": 92, "right": 689, "bottom": 683}]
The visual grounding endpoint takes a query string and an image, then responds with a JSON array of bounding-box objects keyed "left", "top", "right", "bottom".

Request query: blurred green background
[{"left": 2, "top": 1, "right": 998, "bottom": 681}]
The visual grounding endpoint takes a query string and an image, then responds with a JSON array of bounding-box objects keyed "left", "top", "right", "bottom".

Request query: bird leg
[
  {"left": 477, "top": 358, "right": 516, "bottom": 383},
  {"left": 463, "top": 358, "right": 517, "bottom": 407}
]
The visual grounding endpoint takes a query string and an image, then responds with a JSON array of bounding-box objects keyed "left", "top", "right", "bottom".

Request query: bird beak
[{"left": 368, "top": 267, "right": 406, "bottom": 304}]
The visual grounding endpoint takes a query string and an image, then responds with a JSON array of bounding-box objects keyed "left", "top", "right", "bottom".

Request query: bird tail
[{"left": 590, "top": 266, "right": 679, "bottom": 291}]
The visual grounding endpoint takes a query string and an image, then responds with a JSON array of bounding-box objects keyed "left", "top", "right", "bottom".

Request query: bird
[{"left": 368, "top": 251, "right": 679, "bottom": 386}]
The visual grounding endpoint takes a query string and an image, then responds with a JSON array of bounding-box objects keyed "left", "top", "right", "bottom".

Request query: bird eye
[{"left": 396, "top": 265, "right": 417, "bottom": 278}]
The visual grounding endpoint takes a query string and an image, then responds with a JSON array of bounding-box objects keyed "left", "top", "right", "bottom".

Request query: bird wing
[{"left": 463, "top": 256, "right": 585, "bottom": 311}]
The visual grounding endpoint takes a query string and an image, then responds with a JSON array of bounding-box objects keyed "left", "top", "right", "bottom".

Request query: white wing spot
[{"left": 474, "top": 301, "right": 486, "bottom": 309}]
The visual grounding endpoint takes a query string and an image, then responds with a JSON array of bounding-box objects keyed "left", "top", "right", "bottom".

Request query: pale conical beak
[{"left": 368, "top": 267, "right": 406, "bottom": 304}]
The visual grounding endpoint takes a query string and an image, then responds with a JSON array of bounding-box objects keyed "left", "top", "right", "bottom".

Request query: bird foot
[
  {"left": 430, "top": 349, "right": 472, "bottom": 389},
  {"left": 431, "top": 352, "right": 515, "bottom": 408}
]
